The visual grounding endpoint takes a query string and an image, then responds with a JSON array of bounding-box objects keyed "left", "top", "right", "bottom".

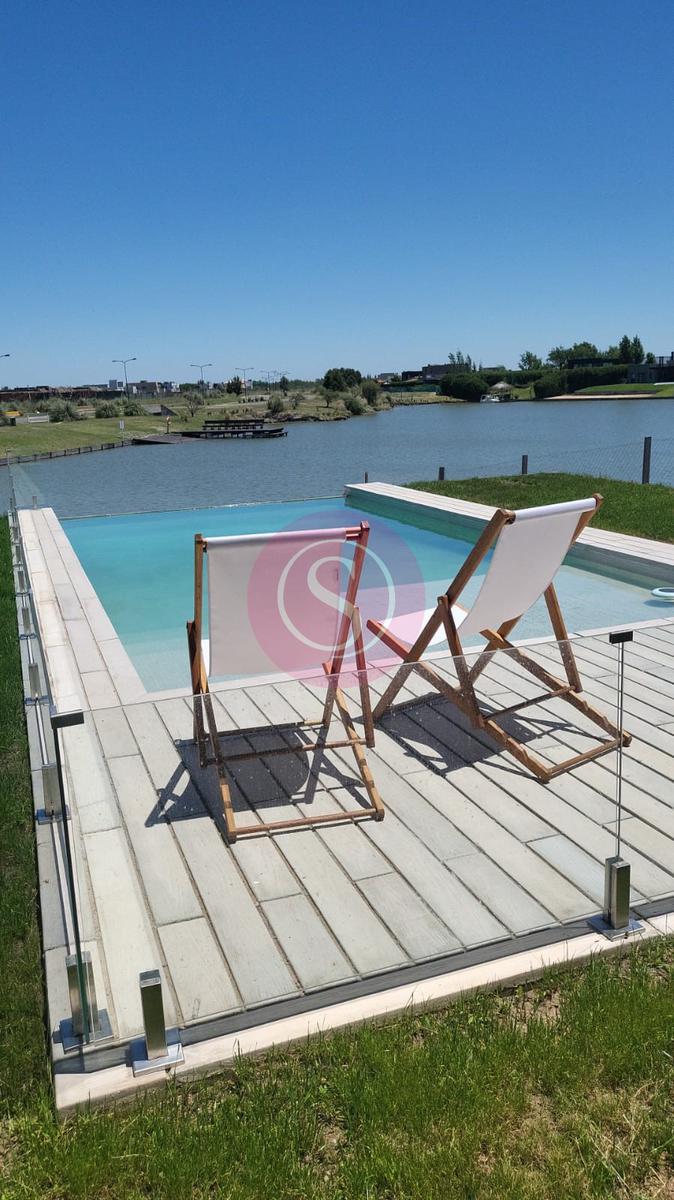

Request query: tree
[
  {"left": 183, "top": 390, "right": 204, "bottom": 416},
  {"left": 618, "top": 334, "right": 633, "bottom": 363},
  {"left": 323, "top": 368, "right": 345, "bottom": 391},
  {"left": 630, "top": 335, "right": 645, "bottom": 364},
  {"left": 361, "top": 379, "right": 380, "bottom": 405},
  {"left": 547, "top": 341, "right": 598, "bottom": 368},
  {"left": 645, "top": 351, "right": 656, "bottom": 364},
  {"left": 447, "top": 349, "right": 474, "bottom": 370},
  {"left": 226, "top": 376, "right": 242, "bottom": 395},
  {"left": 323, "top": 367, "right": 362, "bottom": 391},
  {"left": 279, "top": 375, "right": 289, "bottom": 394},
  {"left": 518, "top": 351, "right": 543, "bottom": 370}
]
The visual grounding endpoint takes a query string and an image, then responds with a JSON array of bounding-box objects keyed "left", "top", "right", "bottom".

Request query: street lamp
[
  {"left": 235, "top": 366, "right": 254, "bottom": 398},
  {"left": 112, "top": 357, "right": 136, "bottom": 402},
  {"left": 190, "top": 362, "right": 212, "bottom": 388}
]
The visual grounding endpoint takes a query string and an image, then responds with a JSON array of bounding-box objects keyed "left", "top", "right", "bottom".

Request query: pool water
[{"left": 64, "top": 496, "right": 668, "bottom": 692}]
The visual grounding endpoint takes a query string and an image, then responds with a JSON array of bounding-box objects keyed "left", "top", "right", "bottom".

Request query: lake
[{"left": 4, "top": 396, "right": 674, "bottom": 516}]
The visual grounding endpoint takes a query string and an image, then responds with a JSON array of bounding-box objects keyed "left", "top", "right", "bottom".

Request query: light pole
[
  {"left": 190, "top": 362, "right": 212, "bottom": 389},
  {"left": 112, "top": 357, "right": 136, "bottom": 403},
  {"left": 235, "top": 366, "right": 254, "bottom": 398}
]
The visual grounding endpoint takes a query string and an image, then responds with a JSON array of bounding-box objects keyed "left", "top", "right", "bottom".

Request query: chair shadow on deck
[
  {"left": 378, "top": 684, "right": 605, "bottom": 784},
  {"left": 146, "top": 721, "right": 375, "bottom": 834}
]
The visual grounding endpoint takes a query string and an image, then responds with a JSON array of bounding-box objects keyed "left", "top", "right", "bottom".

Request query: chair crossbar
[{"left": 488, "top": 685, "right": 573, "bottom": 719}]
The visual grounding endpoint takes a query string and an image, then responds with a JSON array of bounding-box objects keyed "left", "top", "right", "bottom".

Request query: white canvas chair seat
[
  {"left": 187, "top": 522, "right": 383, "bottom": 842},
  {"left": 367, "top": 494, "right": 630, "bottom": 784}
]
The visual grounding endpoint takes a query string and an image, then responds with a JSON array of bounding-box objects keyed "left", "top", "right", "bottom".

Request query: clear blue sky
[{"left": 2, "top": 0, "right": 674, "bottom": 385}]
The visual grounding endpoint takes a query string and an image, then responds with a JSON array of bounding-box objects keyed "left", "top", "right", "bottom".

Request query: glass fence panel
[
  {"left": 12, "top": 525, "right": 674, "bottom": 1065},
  {"left": 8, "top": 489, "right": 107, "bottom": 1057}
]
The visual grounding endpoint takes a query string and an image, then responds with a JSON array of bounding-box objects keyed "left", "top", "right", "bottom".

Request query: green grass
[
  {"left": 1, "top": 515, "right": 674, "bottom": 1198},
  {"left": 0, "top": 412, "right": 218, "bottom": 454},
  {"left": 0, "top": 521, "right": 51, "bottom": 1114},
  {"left": 408, "top": 473, "right": 674, "bottom": 543},
  {"left": 575, "top": 383, "right": 674, "bottom": 396}
]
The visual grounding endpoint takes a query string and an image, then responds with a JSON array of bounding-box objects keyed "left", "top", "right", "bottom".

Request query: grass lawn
[
  {"left": 0, "top": 412, "right": 216, "bottom": 455},
  {"left": 408, "top": 473, "right": 674, "bottom": 543},
  {"left": 1, "top": 514, "right": 673, "bottom": 1198},
  {"left": 575, "top": 383, "right": 674, "bottom": 397}
]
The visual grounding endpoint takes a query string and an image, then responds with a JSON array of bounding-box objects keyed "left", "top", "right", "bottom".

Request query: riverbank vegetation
[{"left": 409, "top": 473, "right": 674, "bottom": 542}]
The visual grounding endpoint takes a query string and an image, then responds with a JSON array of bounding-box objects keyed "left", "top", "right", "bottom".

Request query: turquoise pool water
[{"left": 64, "top": 496, "right": 668, "bottom": 692}]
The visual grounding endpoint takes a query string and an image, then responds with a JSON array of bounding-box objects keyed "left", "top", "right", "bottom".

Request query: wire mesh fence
[{"left": 1, "top": 431, "right": 672, "bottom": 518}]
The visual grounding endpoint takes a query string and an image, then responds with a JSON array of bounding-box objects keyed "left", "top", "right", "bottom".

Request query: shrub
[
  {"left": 49, "top": 401, "right": 79, "bottom": 422},
  {"left": 439, "top": 373, "right": 488, "bottom": 401},
  {"left": 565, "top": 364, "right": 629, "bottom": 391},
  {"left": 267, "top": 396, "right": 284, "bottom": 416},
  {"left": 361, "top": 379, "right": 380, "bottom": 405},
  {"left": 95, "top": 401, "right": 121, "bottom": 418},
  {"left": 122, "top": 398, "right": 145, "bottom": 416},
  {"left": 532, "top": 364, "right": 629, "bottom": 398},
  {"left": 504, "top": 368, "right": 545, "bottom": 386},
  {"left": 533, "top": 372, "right": 564, "bottom": 398},
  {"left": 344, "top": 395, "right": 365, "bottom": 415}
]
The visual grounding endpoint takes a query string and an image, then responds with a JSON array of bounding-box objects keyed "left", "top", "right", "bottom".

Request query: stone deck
[{"left": 16, "top": 502, "right": 674, "bottom": 1110}]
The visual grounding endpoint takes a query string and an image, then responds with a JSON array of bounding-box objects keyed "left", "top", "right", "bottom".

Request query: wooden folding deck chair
[
  {"left": 187, "top": 522, "right": 384, "bottom": 843},
  {"left": 367, "top": 494, "right": 630, "bottom": 783}
]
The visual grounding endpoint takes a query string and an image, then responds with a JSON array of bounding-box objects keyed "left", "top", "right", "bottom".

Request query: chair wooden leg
[
  {"left": 352, "top": 606, "right": 375, "bottom": 748},
  {"left": 202, "top": 692, "right": 237, "bottom": 843},
  {"left": 332, "top": 685, "right": 385, "bottom": 820}
]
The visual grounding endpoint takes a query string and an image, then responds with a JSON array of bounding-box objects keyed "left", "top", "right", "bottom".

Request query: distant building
[
  {"left": 628, "top": 354, "right": 674, "bottom": 384},
  {"left": 422, "top": 363, "right": 467, "bottom": 381},
  {"left": 565, "top": 355, "right": 617, "bottom": 369},
  {"left": 375, "top": 373, "right": 397, "bottom": 384}
]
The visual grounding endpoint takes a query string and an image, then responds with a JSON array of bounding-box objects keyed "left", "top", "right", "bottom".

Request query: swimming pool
[{"left": 64, "top": 495, "right": 670, "bottom": 692}]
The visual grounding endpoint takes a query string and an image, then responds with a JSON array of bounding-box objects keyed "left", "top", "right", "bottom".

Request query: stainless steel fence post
[
  {"left": 66, "top": 951, "right": 99, "bottom": 1036},
  {"left": 132, "top": 970, "right": 184, "bottom": 1075},
  {"left": 591, "top": 630, "right": 642, "bottom": 939}
]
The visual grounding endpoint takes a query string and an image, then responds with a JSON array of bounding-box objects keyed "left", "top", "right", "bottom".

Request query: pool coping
[
  {"left": 53, "top": 911, "right": 671, "bottom": 1115},
  {"left": 344, "top": 483, "right": 674, "bottom": 585},
  {"left": 15, "top": 494, "right": 674, "bottom": 1114}
]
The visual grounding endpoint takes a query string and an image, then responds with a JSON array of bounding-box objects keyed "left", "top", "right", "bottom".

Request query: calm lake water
[{"left": 5, "top": 397, "right": 674, "bottom": 517}]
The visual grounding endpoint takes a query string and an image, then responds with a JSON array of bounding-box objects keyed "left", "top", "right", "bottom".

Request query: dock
[{"left": 183, "top": 418, "right": 287, "bottom": 440}]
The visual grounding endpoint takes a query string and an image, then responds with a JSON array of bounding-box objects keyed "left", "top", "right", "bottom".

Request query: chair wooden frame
[
  {"left": 367, "top": 493, "right": 631, "bottom": 783},
  {"left": 187, "top": 521, "right": 384, "bottom": 843}
]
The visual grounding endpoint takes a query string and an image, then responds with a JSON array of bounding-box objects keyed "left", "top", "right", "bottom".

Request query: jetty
[{"left": 183, "top": 417, "right": 287, "bottom": 440}]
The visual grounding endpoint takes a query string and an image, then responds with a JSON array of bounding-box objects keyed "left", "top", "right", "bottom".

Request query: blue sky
[{"left": 2, "top": 0, "right": 674, "bottom": 385}]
